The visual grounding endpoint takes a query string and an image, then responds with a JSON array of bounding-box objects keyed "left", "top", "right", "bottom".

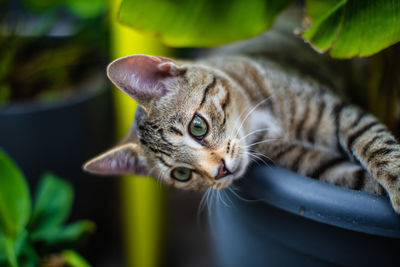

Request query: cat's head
[{"left": 83, "top": 54, "right": 251, "bottom": 191}]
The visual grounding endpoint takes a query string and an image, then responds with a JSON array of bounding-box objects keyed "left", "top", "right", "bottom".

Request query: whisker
[
  {"left": 241, "top": 138, "right": 279, "bottom": 148},
  {"left": 147, "top": 166, "right": 157, "bottom": 176},
  {"left": 232, "top": 101, "right": 256, "bottom": 137},
  {"left": 218, "top": 189, "right": 231, "bottom": 207},
  {"left": 240, "top": 150, "right": 272, "bottom": 167},
  {"left": 206, "top": 187, "right": 212, "bottom": 216},
  {"left": 228, "top": 186, "right": 258, "bottom": 203},
  {"left": 221, "top": 189, "right": 235, "bottom": 208},
  {"left": 197, "top": 187, "right": 211, "bottom": 226},
  {"left": 230, "top": 98, "right": 264, "bottom": 140},
  {"left": 206, "top": 188, "right": 215, "bottom": 217},
  {"left": 247, "top": 149, "right": 275, "bottom": 165},
  {"left": 242, "top": 153, "right": 261, "bottom": 166},
  {"left": 248, "top": 153, "right": 270, "bottom": 166},
  {"left": 150, "top": 168, "right": 163, "bottom": 190},
  {"left": 227, "top": 97, "right": 270, "bottom": 142},
  {"left": 239, "top": 127, "right": 270, "bottom": 141},
  {"left": 235, "top": 97, "right": 272, "bottom": 138},
  {"left": 198, "top": 188, "right": 210, "bottom": 213}
]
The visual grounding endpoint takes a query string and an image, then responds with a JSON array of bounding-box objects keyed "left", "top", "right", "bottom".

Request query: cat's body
[
  {"left": 84, "top": 54, "right": 400, "bottom": 213},
  {"left": 206, "top": 56, "right": 386, "bottom": 194}
]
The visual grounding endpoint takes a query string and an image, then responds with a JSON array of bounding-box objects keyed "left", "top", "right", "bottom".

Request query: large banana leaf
[
  {"left": 118, "top": 0, "right": 294, "bottom": 47},
  {"left": 119, "top": 0, "right": 400, "bottom": 58},
  {"left": 303, "top": 0, "right": 400, "bottom": 58}
]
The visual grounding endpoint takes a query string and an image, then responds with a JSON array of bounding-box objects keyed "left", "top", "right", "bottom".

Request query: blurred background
[{"left": 1, "top": 0, "right": 400, "bottom": 266}]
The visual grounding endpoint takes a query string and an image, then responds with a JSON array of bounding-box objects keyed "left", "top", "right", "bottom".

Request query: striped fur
[
  {"left": 207, "top": 56, "right": 396, "bottom": 209},
  {"left": 85, "top": 54, "right": 400, "bottom": 213}
]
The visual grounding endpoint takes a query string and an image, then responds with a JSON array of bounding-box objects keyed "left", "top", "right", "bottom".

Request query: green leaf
[
  {"left": 303, "top": 0, "right": 345, "bottom": 52},
  {"left": 17, "top": 240, "right": 39, "bottom": 267},
  {"left": 62, "top": 250, "right": 91, "bottom": 267},
  {"left": 305, "top": 0, "right": 341, "bottom": 22},
  {"left": 22, "top": 0, "right": 105, "bottom": 18},
  {"left": 0, "top": 233, "right": 6, "bottom": 262},
  {"left": 29, "top": 173, "right": 73, "bottom": 234},
  {"left": 22, "top": 0, "right": 61, "bottom": 11},
  {"left": 303, "top": 0, "right": 400, "bottom": 58},
  {"left": 0, "top": 149, "right": 31, "bottom": 239},
  {"left": 31, "top": 220, "right": 95, "bottom": 245},
  {"left": 0, "top": 230, "right": 28, "bottom": 265},
  {"left": 0, "top": 234, "right": 18, "bottom": 267},
  {"left": 65, "top": 0, "right": 106, "bottom": 19},
  {"left": 118, "top": 0, "right": 295, "bottom": 47}
]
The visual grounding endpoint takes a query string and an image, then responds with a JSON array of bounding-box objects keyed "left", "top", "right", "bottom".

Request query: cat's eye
[
  {"left": 189, "top": 115, "right": 208, "bottom": 138},
  {"left": 171, "top": 167, "right": 192, "bottom": 182}
]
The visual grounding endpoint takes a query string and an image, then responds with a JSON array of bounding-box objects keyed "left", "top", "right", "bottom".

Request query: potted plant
[
  {"left": 0, "top": 0, "right": 112, "bottom": 180},
  {"left": 0, "top": 149, "right": 94, "bottom": 267},
  {"left": 0, "top": 1, "right": 121, "bottom": 264}
]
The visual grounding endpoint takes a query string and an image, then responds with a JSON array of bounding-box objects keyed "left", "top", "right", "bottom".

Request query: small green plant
[{"left": 0, "top": 149, "right": 94, "bottom": 267}]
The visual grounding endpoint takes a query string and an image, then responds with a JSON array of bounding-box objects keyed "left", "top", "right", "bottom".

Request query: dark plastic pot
[
  {"left": 209, "top": 166, "right": 400, "bottom": 267},
  {"left": 0, "top": 75, "right": 121, "bottom": 265},
  {"left": 0, "top": 75, "right": 112, "bottom": 182}
]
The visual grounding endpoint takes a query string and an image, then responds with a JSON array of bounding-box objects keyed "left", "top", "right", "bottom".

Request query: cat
[{"left": 83, "top": 54, "right": 400, "bottom": 214}]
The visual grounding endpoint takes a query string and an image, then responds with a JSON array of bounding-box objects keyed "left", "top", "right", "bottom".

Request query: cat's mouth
[
  {"left": 213, "top": 159, "right": 246, "bottom": 189},
  {"left": 215, "top": 159, "right": 232, "bottom": 180}
]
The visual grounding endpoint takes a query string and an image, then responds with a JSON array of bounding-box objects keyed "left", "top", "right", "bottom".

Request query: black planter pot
[
  {"left": 0, "top": 76, "right": 121, "bottom": 265},
  {"left": 209, "top": 166, "right": 400, "bottom": 267}
]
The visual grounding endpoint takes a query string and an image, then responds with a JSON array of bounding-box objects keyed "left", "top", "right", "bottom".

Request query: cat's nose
[{"left": 215, "top": 159, "right": 231, "bottom": 180}]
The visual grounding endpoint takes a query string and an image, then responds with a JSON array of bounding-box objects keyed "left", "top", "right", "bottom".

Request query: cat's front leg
[
  {"left": 255, "top": 139, "right": 384, "bottom": 194},
  {"left": 337, "top": 106, "right": 400, "bottom": 213}
]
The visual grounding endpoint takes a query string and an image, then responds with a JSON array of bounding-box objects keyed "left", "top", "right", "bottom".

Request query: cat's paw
[{"left": 389, "top": 193, "right": 400, "bottom": 214}]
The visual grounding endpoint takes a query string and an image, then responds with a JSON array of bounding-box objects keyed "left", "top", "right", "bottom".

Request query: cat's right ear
[
  {"left": 83, "top": 143, "right": 150, "bottom": 176},
  {"left": 107, "top": 54, "right": 183, "bottom": 111}
]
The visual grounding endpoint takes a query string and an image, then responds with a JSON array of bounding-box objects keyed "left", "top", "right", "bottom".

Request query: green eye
[
  {"left": 190, "top": 115, "right": 208, "bottom": 138},
  {"left": 171, "top": 167, "right": 192, "bottom": 182}
]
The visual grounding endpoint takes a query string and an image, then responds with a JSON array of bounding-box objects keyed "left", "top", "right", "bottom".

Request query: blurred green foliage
[
  {"left": 22, "top": 0, "right": 105, "bottom": 19},
  {"left": 0, "top": 149, "right": 95, "bottom": 267},
  {"left": 119, "top": 0, "right": 400, "bottom": 58},
  {"left": 119, "top": 0, "right": 295, "bottom": 47},
  {"left": 0, "top": 0, "right": 108, "bottom": 104}
]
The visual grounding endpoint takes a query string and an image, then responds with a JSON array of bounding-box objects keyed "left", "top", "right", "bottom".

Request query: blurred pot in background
[{"left": 0, "top": 1, "right": 122, "bottom": 265}]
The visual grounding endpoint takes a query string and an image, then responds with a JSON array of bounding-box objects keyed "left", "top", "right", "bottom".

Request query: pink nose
[{"left": 215, "top": 159, "right": 231, "bottom": 180}]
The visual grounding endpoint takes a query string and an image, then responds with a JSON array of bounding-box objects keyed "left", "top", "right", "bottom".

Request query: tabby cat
[{"left": 83, "top": 54, "right": 400, "bottom": 213}]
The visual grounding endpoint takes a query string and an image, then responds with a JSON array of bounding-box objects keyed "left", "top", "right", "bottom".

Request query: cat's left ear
[
  {"left": 83, "top": 143, "right": 150, "bottom": 176},
  {"left": 107, "top": 54, "right": 183, "bottom": 111}
]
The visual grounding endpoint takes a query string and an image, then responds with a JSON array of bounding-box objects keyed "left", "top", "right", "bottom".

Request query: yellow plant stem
[{"left": 109, "top": 1, "right": 171, "bottom": 266}]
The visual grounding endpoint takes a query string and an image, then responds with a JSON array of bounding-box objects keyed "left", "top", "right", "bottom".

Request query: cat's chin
[{"left": 213, "top": 175, "right": 235, "bottom": 190}]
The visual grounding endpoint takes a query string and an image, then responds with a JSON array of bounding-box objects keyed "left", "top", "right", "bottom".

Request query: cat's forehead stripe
[
  {"left": 170, "top": 113, "right": 186, "bottom": 126},
  {"left": 199, "top": 75, "right": 216, "bottom": 108},
  {"left": 138, "top": 119, "right": 178, "bottom": 157},
  {"left": 157, "top": 156, "right": 172, "bottom": 168},
  {"left": 169, "top": 126, "right": 184, "bottom": 136}
]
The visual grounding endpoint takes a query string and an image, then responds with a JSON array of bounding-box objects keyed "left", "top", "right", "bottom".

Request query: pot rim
[
  {"left": 0, "top": 72, "right": 108, "bottom": 115},
  {"left": 236, "top": 166, "right": 400, "bottom": 238}
]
